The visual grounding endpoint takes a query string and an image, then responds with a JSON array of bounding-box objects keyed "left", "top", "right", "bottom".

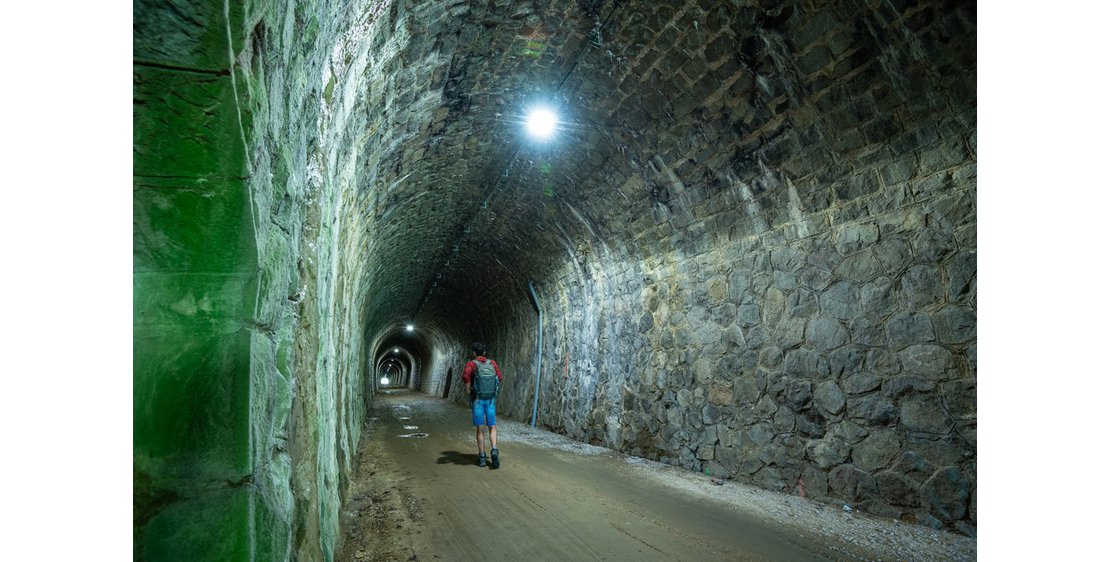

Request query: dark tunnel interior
[{"left": 133, "top": 0, "right": 977, "bottom": 558}]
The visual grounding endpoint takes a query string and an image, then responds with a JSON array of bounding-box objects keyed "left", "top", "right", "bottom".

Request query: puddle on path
[{"left": 398, "top": 432, "right": 429, "bottom": 438}]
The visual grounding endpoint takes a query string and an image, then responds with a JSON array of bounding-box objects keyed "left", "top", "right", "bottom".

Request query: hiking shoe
[
  {"left": 490, "top": 448, "right": 500, "bottom": 469},
  {"left": 478, "top": 453, "right": 487, "bottom": 467}
]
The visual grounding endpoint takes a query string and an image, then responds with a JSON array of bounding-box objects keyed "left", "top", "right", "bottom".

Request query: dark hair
[{"left": 472, "top": 342, "right": 486, "bottom": 356}]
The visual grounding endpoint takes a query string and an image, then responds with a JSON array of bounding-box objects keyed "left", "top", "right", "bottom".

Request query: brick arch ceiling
[{"left": 340, "top": 0, "right": 951, "bottom": 344}]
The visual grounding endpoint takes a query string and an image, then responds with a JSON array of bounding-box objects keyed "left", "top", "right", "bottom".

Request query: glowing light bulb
[{"left": 526, "top": 107, "right": 557, "bottom": 139}]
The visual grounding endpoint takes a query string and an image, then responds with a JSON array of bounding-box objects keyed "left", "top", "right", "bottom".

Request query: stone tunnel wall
[
  {"left": 135, "top": 0, "right": 404, "bottom": 559},
  {"left": 482, "top": 1, "right": 977, "bottom": 534},
  {"left": 133, "top": 0, "right": 258, "bottom": 559},
  {"left": 491, "top": 158, "right": 976, "bottom": 535},
  {"left": 239, "top": 0, "right": 395, "bottom": 559}
]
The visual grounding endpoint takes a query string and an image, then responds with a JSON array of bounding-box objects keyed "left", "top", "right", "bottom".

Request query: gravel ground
[{"left": 502, "top": 419, "right": 976, "bottom": 562}]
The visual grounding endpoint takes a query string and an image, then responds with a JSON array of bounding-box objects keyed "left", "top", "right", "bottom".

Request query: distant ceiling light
[
  {"left": 406, "top": 324, "right": 415, "bottom": 332},
  {"left": 380, "top": 377, "right": 389, "bottom": 385},
  {"left": 525, "top": 107, "right": 557, "bottom": 139},
  {"left": 394, "top": 348, "right": 399, "bottom": 353}
]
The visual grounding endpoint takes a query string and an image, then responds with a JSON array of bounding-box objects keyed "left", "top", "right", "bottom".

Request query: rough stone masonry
[{"left": 134, "top": 0, "right": 975, "bottom": 559}]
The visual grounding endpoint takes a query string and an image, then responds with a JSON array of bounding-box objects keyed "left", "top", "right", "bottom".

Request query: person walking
[{"left": 463, "top": 342, "right": 503, "bottom": 468}]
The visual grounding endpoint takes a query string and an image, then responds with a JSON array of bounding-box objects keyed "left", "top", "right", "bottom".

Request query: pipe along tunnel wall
[{"left": 134, "top": 0, "right": 975, "bottom": 559}]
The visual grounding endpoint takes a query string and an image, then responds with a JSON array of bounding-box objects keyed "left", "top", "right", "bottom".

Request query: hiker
[{"left": 463, "top": 342, "right": 503, "bottom": 468}]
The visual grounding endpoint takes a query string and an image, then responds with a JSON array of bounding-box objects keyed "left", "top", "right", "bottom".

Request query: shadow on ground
[{"left": 437, "top": 450, "right": 478, "bottom": 466}]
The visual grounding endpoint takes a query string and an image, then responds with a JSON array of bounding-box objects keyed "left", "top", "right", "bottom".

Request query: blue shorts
[{"left": 471, "top": 398, "right": 496, "bottom": 427}]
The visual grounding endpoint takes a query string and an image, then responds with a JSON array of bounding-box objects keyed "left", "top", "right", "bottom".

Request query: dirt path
[{"left": 336, "top": 390, "right": 975, "bottom": 561}]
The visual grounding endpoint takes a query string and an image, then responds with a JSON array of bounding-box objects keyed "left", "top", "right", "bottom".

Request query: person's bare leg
[
  {"left": 489, "top": 426, "right": 497, "bottom": 449},
  {"left": 475, "top": 426, "right": 485, "bottom": 455}
]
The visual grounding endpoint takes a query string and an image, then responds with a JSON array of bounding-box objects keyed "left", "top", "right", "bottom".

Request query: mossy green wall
[
  {"left": 133, "top": 0, "right": 256, "bottom": 559},
  {"left": 135, "top": 0, "right": 378, "bottom": 559}
]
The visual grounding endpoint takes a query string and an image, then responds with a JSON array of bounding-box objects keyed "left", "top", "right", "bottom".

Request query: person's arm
[
  {"left": 491, "top": 360, "right": 503, "bottom": 397},
  {"left": 463, "top": 360, "right": 475, "bottom": 402}
]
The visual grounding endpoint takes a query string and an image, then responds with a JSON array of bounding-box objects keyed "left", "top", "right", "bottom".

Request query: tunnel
[{"left": 133, "top": 0, "right": 976, "bottom": 559}]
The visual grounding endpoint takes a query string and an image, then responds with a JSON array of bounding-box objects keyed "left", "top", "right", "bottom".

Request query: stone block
[
  {"left": 876, "top": 470, "right": 920, "bottom": 507},
  {"left": 899, "top": 264, "right": 944, "bottom": 309},
  {"left": 785, "top": 379, "right": 813, "bottom": 411},
  {"left": 806, "top": 316, "right": 849, "bottom": 350},
  {"left": 829, "top": 464, "right": 879, "bottom": 502},
  {"left": 834, "top": 248, "right": 885, "bottom": 282},
  {"left": 882, "top": 375, "right": 936, "bottom": 399},
  {"left": 136, "top": 486, "right": 250, "bottom": 562},
  {"left": 783, "top": 348, "right": 830, "bottom": 380},
  {"left": 892, "top": 451, "right": 937, "bottom": 482},
  {"left": 852, "top": 429, "right": 904, "bottom": 471},
  {"left": 900, "top": 398, "right": 952, "bottom": 434},
  {"left": 945, "top": 250, "right": 977, "bottom": 301},
  {"left": 841, "top": 372, "right": 881, "bottom": 395},
  {"left": 920, "top": 466, "right": 970, "bottom": 521},
  {"left": 885, "top": 311, "right": 936, "bottom": 350},
  {"left": 942, "top": 379, "right": 976, "bottom": 420},
  {"left": 820, "top": 280, "right": 861, "bottom": 319},
  {"left": 872, "top": 238, "right": 912, "bottom": 277},
  {"left": 847, "top": 395, "right": 898, "bottom": 425},
  {"left": 880, "top": 157, "right": 916, "bottom": 186},
  {"left": 734, "top": 374, "right": 761, "bottom": 404},
  {"left": 708, "top": 382, "right": 733, "bottom": 406},
  {"left": 134, "top": 324, "right": 251, "bottom": 474},
  {"left": 797, "top": 46, "right": 834, "bottom": 76},
  {"left": 910, "top": 224, "right": 957, "bottom": 263},
  {"left": 796, "top": 409, "right": 827, "bottom": 437},
  {"left": 748, "top": 422, "right": 776, "bottom": 445},
  {"left": 773, "top": 407, "right": 796, "bottom": 432},
  {"left": 932, "top": 304, "right": 976, "bottom": 344},
  {"left": 828, "top": 346, "right": 865, "bottom": 378},
  {"left": 806, "top": 436, "right": 850, "bottom": 469},
  {"left": 787, "top": 288, "right": 819, "bottom": 318},
  {"left": 849, "top": 317, "right": 884, "bottom": 346},
  {"left": 721, "top": 324, "right": 745, "bottom": 351},
  {"left": 754, "top": 466, "right": 790, "bottom": 492},
  {"left": 771, "top": 245, "right": 806, "bottom": 272},
  {"left": 134, "top": 271, "right": 256, "bottom": 329},
  {"left": 917, "top": 138, "right": 967, "bottom": 176},
  {"left": 771, "top": 270, "right": 798, "bottom": 292},
  {"left": 814, "top": 380, "right": 846, "bottom": 416},
  {"left": 801, "top": 465, "right": 830, "bottom": 500},
  {"left": 865, "top": 348, "right": 901, "bottom": 376},
  {"left": 899, "top": 344, "right": 954, "bottom": 379},
  {"left": 134, "top": 0, "right": 243, "bottom": 69},
  {"left": 774, "top": 316, "right": 807, "bottom": 348},
  {"left": 134, "top": 178, "right": 256, "bottom": 272},
  {"left": 134, "top": 67, "right": 248, "bottom": 178}
]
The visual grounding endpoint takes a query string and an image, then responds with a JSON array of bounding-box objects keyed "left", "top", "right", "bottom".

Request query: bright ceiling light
[
  {"left": 405, "top": 324, "right": 415, "bottom": 332},
  {"left": 380, "top": 377, "right": 389, "bottom": 385},
  {"left": 525, "top": 107, "right": 557, "bottom": 139},
  {"left": 394, "top": 348, "right": 399, "bottom": 353}
]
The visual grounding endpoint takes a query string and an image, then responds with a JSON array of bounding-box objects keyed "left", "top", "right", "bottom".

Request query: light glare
[
  {"left": 380, "top": 377, "right": 389, "bottom": 385},
  {"left": 526, "top": 107, "right": 557, "bottom": 138}
]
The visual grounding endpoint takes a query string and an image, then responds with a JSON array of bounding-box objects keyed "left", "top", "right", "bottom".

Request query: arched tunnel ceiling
[
  {"left": 344, "top": 0, "right": 971, "bottom": 341},
  {"left": 360, "top": 0, "right": 631, "bottom": 338}
]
